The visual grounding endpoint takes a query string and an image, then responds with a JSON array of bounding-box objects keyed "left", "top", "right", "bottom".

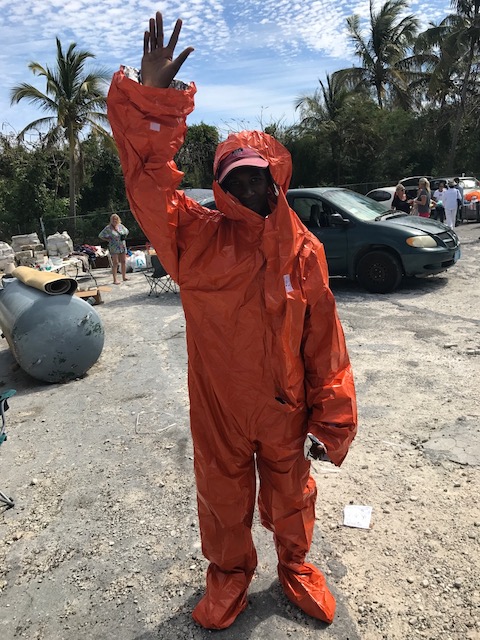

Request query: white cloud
[{"left": 0, "top": 0, "right": 454, "bottom": 134}]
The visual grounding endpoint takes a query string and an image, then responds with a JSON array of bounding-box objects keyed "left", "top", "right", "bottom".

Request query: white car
[
  {"left": 367, "top": 180, "right": 420, "bottom": 210},
  {"left": 366, "top": 186, "right": 396, "bottom": 210}
]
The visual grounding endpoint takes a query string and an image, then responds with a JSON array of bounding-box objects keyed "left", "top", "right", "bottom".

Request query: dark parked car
[
  {"left": 190, "top": 187, "right": 461, "bottom": 293},
  {"left": 183, "top": 187, "right": 217, "bottom": 202}
]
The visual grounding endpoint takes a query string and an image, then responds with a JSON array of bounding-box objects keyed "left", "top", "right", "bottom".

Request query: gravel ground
[{"left": 0, "top": 222, "right": 479, "bottom": 640}]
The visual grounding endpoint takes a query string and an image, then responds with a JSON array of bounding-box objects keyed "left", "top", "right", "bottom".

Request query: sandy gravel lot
[{"left": 0, "top": 222, "right": 479, "bottom": 640}]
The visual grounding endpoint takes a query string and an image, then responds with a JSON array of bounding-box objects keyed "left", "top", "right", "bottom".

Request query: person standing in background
[
  {"left": 442, "top": 182, "right": 461, "bottom": 229},
  {"left": 99, "top": 213, "right": 129, "bottom": 284},
  {"left": 432, "top": 181, "right": 447, "bottom": 222},
  {"left": 392, "top": 184, "right": 411, "bottom": 213},
  {"left": 412, "top": 177, "right": 431, "bottom": 218},
  {"left": 454, "top": 178, "right": 464, "bottom": 224}
]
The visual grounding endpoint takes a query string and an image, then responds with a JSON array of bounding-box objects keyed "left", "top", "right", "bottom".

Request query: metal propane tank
[{"left": 0, "top": 278, "right": 105, "bottom": 383}]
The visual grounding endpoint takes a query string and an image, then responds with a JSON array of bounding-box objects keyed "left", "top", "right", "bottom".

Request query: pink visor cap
[{"left": 217, "top": 148, "right": 269, "bottom": 184}]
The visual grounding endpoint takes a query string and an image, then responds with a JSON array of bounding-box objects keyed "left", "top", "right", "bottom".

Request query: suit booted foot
[
  {"left": 192, "top": 567, "right": 251, "bottom": 630},
  {"left": 278, "top": 562, "right": 336, "bottom": 623}
]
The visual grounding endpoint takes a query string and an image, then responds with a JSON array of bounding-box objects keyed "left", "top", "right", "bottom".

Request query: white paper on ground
[{"left": 343, "top": 505, "right": 373, "bottom": 529}]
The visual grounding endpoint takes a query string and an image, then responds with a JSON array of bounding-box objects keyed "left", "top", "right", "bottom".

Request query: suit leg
[
  {"left": 256, "top": 410, "right": 336, "bottom": 624},
  {"left": 191, "top": 412, "right": 257, "bottom": 629}
]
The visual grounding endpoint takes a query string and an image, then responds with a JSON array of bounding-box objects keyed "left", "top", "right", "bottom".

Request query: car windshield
[
  {"left": 324, "top": 189, "right": 392, "bottom": 220},
  {"left": 461, "top": 178, "right": 479, "bottom": 189},
  {"left": 199, "top": 197, "right": 216, "bottom": 208}
]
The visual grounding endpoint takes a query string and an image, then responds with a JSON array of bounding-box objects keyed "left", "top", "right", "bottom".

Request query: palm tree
[
  {"left": 295, "top": 74, "right": 354, "bottom": 129},
  {"left": 336, "top": 0, "right": 419, "bottom": 109},
  {"left": 295, "top": 73, "right": 355, "bottom": 183},
  {"left": 413, "top": 35, "right": 458, "bottom": 109},
  {"left": 10, "top": 38, "right": 111, "bottom": 220},
  {"left": 415, "top": 0, "right": 480, "bottom": 170}
]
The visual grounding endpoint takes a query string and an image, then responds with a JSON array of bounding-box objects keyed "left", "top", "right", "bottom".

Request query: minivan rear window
[{"left": 369, "top": 190, "right": 392, "bottom": 202}]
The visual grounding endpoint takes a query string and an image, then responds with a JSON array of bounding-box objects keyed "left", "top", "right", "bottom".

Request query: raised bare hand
[{"left": 141, "top": 12, "right": 194, "bottom": 88}]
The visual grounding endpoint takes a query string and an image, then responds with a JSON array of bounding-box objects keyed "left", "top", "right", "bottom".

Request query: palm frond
[
  {"left": 10, "top": 84, "right": 58, "bottom": 112},
  {"left": 16, "top": 117, "right": 57, "bottom": 139}
]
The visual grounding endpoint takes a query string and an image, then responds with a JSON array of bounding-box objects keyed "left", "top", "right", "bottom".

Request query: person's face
[
  {"left": 111, "top": 215, "right": 120, "bottom": 226},
  {"left": 221, "top": 167, "right": 270, "bottom": 217}
]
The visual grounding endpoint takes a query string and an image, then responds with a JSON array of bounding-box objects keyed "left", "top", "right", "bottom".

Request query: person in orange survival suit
[{"left": 107, "top": 11, "right": 358, "bottom": 631}]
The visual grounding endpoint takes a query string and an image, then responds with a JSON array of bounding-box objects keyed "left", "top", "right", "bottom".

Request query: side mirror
[{"left": 330, "top": 213, "right": 349, "bottom": 227}]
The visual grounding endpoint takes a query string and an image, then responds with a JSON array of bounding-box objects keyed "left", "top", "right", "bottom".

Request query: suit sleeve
[
  {"left": 107, "top": 69, "right": 218, "bottom": 281},
  {"left": 301, "top": 245, "right": 357, "bottom": 466}
]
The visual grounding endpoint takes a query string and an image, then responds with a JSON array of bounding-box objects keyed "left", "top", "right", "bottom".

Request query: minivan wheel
[{"left": 356, "top": 251, "right": 402, "bottom": 293}]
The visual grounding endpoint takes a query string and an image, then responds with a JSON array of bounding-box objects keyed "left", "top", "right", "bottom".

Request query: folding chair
[
  {"left": 0, "top": 389, "right": 16, "bottom": 508},
  {"left": 144, "top": 254, "right": 178, "bottom": 296}
]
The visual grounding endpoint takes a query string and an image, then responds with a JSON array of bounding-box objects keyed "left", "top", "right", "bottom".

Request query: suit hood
[{"left": 213, "top": 130, "right": 292, "bottom": 195}]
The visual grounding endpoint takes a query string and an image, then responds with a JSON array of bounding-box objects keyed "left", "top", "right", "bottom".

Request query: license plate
[{"left": 454, "top": 248, "right": 461, "bottom": 262}]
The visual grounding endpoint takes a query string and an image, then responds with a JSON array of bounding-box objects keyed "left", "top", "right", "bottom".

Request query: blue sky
[{"left": 1, "top": 0, "right": 452, "bottom": 141}]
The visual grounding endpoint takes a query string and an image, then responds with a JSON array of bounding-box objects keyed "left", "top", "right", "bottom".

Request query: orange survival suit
[{"left": 107, "top": 69, "right": 358, "bottom": 630}]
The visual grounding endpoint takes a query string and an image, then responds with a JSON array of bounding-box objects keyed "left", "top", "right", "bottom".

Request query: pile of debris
[
  {"left": 0, "top": 242, "right": 15, "bottom": 273},
  {"left": 0, "top": 232, "right": 75, "bottom": 275},
  {"left": 46, "top": 232, "right": 74, "bottom": 258},
  {"left": 0, "top": 232, "right": 48, "bottom": 274},
  {"left": 11, "top": 233, "right": 47, "bottom": 268}
]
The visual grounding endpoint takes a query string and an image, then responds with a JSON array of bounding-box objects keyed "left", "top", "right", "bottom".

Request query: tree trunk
[
  {"left": 376, "top": 83, "right": 383, "bottom": 109},
  {"left": 330, "top": 137, "right": 341, "bottom": 185},
  {"left": 447, "top": 32, "right": 477, "bottom": 172},
  {"left": 68, "top": 127, "right": 76, "bottom": 224}
]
